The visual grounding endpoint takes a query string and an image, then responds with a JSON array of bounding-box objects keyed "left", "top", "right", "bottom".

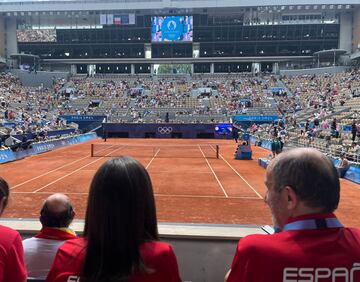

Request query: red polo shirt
[
  {"left": 227, "top": 213, "right": 360, "bottom": 282},
  {"left": 46, "top": 238, "right": 181, "bottom": 282},
  {"left": 0, "top": 225, "right": 27, "bottom": 282}
]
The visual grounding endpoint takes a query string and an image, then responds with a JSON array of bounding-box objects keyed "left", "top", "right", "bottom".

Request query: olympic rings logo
[{"left": 158, "top": 127, "right": 173, "bottom": 134}]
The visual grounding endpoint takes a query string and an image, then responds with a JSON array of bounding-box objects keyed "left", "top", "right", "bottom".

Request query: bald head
[
  {"left": 267, "top": 148, "right": 340, "bottom": 212},
  {"left": 40, "top": 193, "right": 74, "bottom": 228},
  {"left": 45, "top": 193, "right": 71, "bottom": 213}
]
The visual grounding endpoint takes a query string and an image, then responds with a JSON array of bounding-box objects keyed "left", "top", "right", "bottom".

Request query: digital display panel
[{"left": 151, "top": 16, "right": 193, "bottom": 42}]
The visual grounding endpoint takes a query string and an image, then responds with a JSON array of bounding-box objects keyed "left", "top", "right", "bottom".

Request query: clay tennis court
[{"left": 1, "top": 138, "right": 360, "bottom": 227}]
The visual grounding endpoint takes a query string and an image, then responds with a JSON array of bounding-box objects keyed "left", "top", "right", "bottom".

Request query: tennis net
[{"left": 91, "top": 143, "right": 219, "bottom": 159}]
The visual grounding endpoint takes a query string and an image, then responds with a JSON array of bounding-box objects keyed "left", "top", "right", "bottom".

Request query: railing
[
  {"left": 286, "top": 138, "right": 360, "bottom": 163},
  {"left": 250, "top": 133, "right": 360, "bottom": 164}
]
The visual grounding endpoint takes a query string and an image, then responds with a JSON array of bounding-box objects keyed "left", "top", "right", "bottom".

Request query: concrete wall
[
  {"left": 0, "top": 16, "right": 5, "bottom": 59},
  {"left": 42, "top": 63, "right": 72, "bottom": 73},
  {"left": 5, "top": 17, "right": 17, "bottom": 59},
  {"left": 354, "top": 7, "right": 360, "bottom": 53},
  {"left": 279, "top": 66, "right": 349, "bottom": 76},
  {"left": 339, "top": 11, "right": 353, "bottom": 53},
  {"left": 3, "top": 219, "right": 267, "bottom": 282},
  {"left": 10, "top": 69, "right": 69, "bottom": 87}
]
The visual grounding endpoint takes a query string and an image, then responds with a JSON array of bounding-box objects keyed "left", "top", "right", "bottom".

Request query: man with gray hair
[
  {"left": 225, "top": 148, "right": 360, "bottom": 282},
  {"left": 23, "top": 193, "right": 77, "bottom": 279}
]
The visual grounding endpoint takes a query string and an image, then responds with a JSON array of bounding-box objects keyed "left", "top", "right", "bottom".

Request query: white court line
[
  {"left": 11, "top": 154, "right": 91, "bottom": 190},
  {"left": 198, "top": 145, "right": 228, "bottom": 198},
  {"left": 211, "top": 145, "right": 263, "bottom": 199},
  {"left": 155, "top": 193, "right": 257, "bottom": 199},
  {"left": 32, "top": 146, "right": 123, "bottom": 193},
  {"left": 12, "top": 191, "right": 260, "bottom": 200},
  {"left": 11, "top": 144, "right": 114, "bottom": 190},
  {"left": 146, "top": 149, "right": 160, "bottom": 169}
]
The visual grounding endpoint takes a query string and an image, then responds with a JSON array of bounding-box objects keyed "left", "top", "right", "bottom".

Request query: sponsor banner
[
  {"left": 0, "top": 149, "right": 16, "bottom": 164},
  {"left": 344, "top": 165, "right": 360, "bottom": 184},
  {"left": 0, "top": 133, "right": 97, "bottom": 164},
  {"left": 103, "top": 123, "right": 232, "bottom": 139},
  {"left": 59, "top": 115, "right": 106, "bottom": 122},
  {"left": 232, "top": 116, "right": 279, "bottom": 122},
  {"left": 334, "top": 159, "right": 360, "bottom": 184},
  {"left": 32, "top": 142, "right": 57, "bottom": 154},
  {"left": 32, "top": 133, "right": 97, "bottom": 154}
]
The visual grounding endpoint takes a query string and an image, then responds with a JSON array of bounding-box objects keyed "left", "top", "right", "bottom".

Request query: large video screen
[{"left": 151, "top": 16, "right": 193, "bottom": 42}]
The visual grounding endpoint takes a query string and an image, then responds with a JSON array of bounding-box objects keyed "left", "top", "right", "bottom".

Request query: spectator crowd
[
  {"left": 0, "top": 72, "right": 77, "bottom": 150},
  {"left": 16, "top": 29, "right": 57, "bottom": 43},
  {"left": 1, "top": 69, "right": 360, "bottom": 162}
]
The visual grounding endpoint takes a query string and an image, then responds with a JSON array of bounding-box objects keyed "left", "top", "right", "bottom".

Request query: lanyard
[
  {"left": 35, "top": 227, "right": 77, "bottom": 240},
  {"left": 282, "top": 217, "right": 343, "bottom": 232}
]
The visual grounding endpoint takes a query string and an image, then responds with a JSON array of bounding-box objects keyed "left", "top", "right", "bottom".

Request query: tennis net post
[{"left": 216, "top": 145, "right": 219, "bottom": 159}]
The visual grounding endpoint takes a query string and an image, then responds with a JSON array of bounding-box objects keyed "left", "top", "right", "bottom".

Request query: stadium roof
[
  {"left": 0, "top": 0, "right": 358, "bottom": 13},
  {"left": 313, "top": 49, "right": 347, "bottom": 58}
]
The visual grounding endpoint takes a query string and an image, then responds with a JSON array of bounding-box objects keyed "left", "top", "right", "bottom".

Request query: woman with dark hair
[
  {"left": 46, "top": 157, "right": 181, "bottom": 282},
  {"left": 0, "top": 177, "right": 27, "bottom": 282}
]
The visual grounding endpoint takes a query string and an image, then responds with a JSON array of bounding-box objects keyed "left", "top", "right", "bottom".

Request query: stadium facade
[{"left": 0, "top": 0, "right": 359, "bottom": 74}]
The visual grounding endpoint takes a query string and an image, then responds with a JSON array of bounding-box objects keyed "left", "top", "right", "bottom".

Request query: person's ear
[
  {"left": 71, "top": 209, "right": 75, "bottom": 220},
  {"left": 282, "top": 186, "right": 298, "bottom": 211},
  {"left": 0, "top": 197, "right": 7, "bottom": 215}
]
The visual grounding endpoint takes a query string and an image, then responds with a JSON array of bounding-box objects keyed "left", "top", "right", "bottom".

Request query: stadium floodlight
[
  {"left": 321, "top": 5, "right": 326, "bottom": 9},
  {"left": 337, "top": 5, "right": 342, "bottom": 9}
]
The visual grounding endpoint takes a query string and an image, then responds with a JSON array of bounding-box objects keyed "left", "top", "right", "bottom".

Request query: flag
[
  {"left": 114, "top": 16, "right": 122, "bottom": 25},
  {"left": 129, "top": 13, "right": 135, "bottom": 25},
  {"left": 107, "top": 14, "right": 114, "bottom": 25},
  {"left": 100, "top": 14, "right": 107, "bottom": 25}
]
